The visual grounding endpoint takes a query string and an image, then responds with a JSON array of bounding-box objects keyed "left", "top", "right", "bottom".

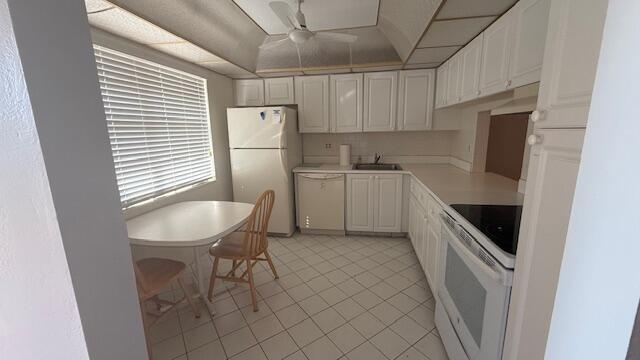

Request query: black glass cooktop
[{"left": 450, "top": 204, "right": 523, "bottom": 256}]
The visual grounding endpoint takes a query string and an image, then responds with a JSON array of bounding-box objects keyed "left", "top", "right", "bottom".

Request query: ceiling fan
[{"left": 259, "top": 0, "right": 358, "bottom": 50}]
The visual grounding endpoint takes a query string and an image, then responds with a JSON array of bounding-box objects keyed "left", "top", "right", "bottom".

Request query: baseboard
[{"left": 448, "top": 156, "right": 472, "bottom": 171}]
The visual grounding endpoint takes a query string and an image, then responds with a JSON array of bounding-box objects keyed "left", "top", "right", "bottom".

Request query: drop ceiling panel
[
  {"left": 150, "top": 42, "right": 226, "bottom": 63},
  {"left": 408, "top": 46, "right": 461, "bottom": 64},
  {"left": 418, "top": 17, "right": 496, "bottom": 48},
  {"left": 436, "top": 0, "right": 517, "bottom": 19},
  {"left": 233, "top": 0, "right": 380, "bottom": 34},
  {"left": 88, "top": 8, "right": 182, "bottom": 44}
]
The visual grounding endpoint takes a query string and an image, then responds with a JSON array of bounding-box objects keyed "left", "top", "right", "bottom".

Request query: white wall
[
  {"left": 0, "top": 1, "right": 90, "bottom": 358},
  {"left": 89, "top": 28, "right": 235, "bottom": 220},
  {"left": 3, "top": 0, "right": 147, "bottom": 359},
  {"left": 545, "top": 1, "right": 640, "bottom": 358},
  {"left": 302, "top": 131, "right": 453, "bottom": 164}
]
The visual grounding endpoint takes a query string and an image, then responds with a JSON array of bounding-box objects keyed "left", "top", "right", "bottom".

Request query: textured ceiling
[
  {"left": 84, "top": 0, "right": 520, "bottom": 77},
  {"left": 233, "top": 0, "right": 380, "bottom": 35}
]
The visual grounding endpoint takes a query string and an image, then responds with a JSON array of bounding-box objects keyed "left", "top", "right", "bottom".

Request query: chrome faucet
[{"left": 374, "top": 152, "right": 382, "bottom": 164}]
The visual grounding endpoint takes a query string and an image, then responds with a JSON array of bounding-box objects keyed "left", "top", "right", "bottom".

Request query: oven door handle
[{"left": 440, "top": 216, "right": 509, "bottom": 285}]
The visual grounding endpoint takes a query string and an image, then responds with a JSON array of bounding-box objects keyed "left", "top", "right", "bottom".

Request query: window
[{"left": 93, "top": 45, "right": 214, "bottom": 207}]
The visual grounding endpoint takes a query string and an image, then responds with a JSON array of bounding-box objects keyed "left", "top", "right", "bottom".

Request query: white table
[{"left": 127, "top": 201, "right": 254, "bottom": 315}]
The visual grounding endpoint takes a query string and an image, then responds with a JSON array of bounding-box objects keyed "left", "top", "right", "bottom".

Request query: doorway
[{"left": 484, "top": 113, "right": 530, "bottom": 181}]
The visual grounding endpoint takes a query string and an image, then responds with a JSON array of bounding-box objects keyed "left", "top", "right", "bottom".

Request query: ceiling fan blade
[
  {"left": 269, "top": 1, "right": 300, "bottom": 29},
  {"left": 314, "top": 32, "right": 358, "bottom": 43},
  {"left": 259, "top": 37, "right": 291, "bottom": 50}
]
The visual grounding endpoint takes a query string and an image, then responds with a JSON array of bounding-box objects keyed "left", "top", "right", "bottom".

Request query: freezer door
[
  {"left": 227, "top": 107, "right": 288, "bottom": 149},
  {"left": 230, "top": 149, "right": 295, "bottom": 235}
]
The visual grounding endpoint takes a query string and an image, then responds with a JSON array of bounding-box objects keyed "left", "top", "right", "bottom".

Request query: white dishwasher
[{"left": 297, "top": 173, "right": 345, "bottom": 231}]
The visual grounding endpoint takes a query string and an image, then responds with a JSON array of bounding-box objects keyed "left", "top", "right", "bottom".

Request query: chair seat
[
  {"left": 136, "top": 258, "right": 186, "bottom": 300},
  {"left": 209, "top": 232, "right": 248, "bottom": 258}
]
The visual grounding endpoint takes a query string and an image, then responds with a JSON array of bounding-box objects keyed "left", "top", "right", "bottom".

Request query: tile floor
[{"left": 149, "top": 233, "right": 449, "bottom": 360}]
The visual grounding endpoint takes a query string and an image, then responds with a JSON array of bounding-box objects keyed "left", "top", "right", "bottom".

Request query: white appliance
[
  {"left": 227, "top": 106, "right": 301, "bottom": 236},
  {"left": 296, "top": 173, "right": 345, "bottom": 232},
  {"left": 436, "top": 211, "right": 514, "bottom": 360}
]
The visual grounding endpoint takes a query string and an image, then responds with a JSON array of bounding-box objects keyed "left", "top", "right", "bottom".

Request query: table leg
[{"left": 192, "top": 247, "right": 216, "bottom": 316}]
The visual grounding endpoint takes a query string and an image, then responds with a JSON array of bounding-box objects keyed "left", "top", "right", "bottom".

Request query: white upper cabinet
[
  {"left": 479, "top": 12, "right": 514, "bottom": 96},
  {"left": 533, "top": 0, "right": 608, "bottom": 128},
  {"left": 508, "top": 0, "right": 551, "bottom": 89},
  {"left": 295, "top": 75, "right": 330, "bottom": 133},
  {"left": 435, "top": 65, "right": 448, "bottom": 109},
  {"left": 446, "top": 54, "right": 462, "bottom": 105},
  {"left": 330, "top": 73, "right": 363, "bottom": 133},
  {"left": 459, "top": 34, "right": 484, "bottom": 102},
  {"left": 234, "top": 79, "right": 264, "bottom": 106},
  {"left": 363, "top": 71, "right": 398, "bottom": 132},
  {"left": 264, "top": 77, "right": 295, "bottom": 105},
  {"left": 397, "top": 69, "right": 435, "bottom": 131}
]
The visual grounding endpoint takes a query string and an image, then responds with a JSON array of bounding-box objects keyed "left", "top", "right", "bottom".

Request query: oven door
[{"left": 438, "top": 214, "right": 512, "bottom": 360}]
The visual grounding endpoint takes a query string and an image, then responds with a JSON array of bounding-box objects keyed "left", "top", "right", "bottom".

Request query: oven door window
[{"left": 444, "top": 243, "right": 486, "bottom": 348}]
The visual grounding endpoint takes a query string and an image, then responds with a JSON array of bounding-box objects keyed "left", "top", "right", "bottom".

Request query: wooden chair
[
  {"left": 134, "top": 258, "right": 201, "bottom": 355},
  {"left": 207, "top": 190, "right": 278, "bottom": 312}
]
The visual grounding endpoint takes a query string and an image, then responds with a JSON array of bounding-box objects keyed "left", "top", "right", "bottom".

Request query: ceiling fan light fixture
[{"left": 288, "top": 29, "right": 313, "bottom": 44}]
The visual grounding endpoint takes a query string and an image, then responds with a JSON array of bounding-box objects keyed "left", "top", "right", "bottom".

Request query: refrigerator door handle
[{"left": 279, "top": 149, "right": 289, "bottom": 184}]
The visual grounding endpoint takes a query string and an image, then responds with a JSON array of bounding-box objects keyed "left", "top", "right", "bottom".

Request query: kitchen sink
[{"left": 354, "top": 163, "right": 403, "bottom": 171}]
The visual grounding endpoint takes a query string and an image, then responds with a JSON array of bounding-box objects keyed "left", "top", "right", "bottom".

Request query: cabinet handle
[
  {"left": 506, "top": 80, "right": 512, "bottom": 87},
  {"left": 476, "top": 90, "right": 481, "bottom": 96},
  {"left": 527, "top": 134, "right": 543, "bottom": 145},
  {"left": 530, "top": 110, "right": 546, "bottom": 123}
]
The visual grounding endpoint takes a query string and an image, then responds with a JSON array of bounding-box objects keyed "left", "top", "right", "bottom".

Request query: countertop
[{"left": 293, "top": 163, "right": 523, "bottom": 206}]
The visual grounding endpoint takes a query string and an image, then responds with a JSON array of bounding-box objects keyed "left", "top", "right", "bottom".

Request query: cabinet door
[
  {"left": 373, "top": 174, "right": 403, "bottom": 232},
  {"left": 264, "top": 77, "right": 295, "bottom": 105},
  {"left": 533, "top": 0, "right": 608, "bottom": 129},
  {"left": 295, "top": 75, "right": 330, "bottom": 133},
  {"left": 425, "top": 225, "right": 440, "bottom": 294},
  {"left": 479, "top": 12, "right": 514, "bottom": 96},
  {"left": 346, "top": 174, "right": 374, "bottom": 231},
  {"left": 459, "top": 34, "right": 484, "bottom": 102},
  {"left": 397, "top": 69, "right": 435, "bottom": 131},
  {"left": 363, "top": 71, "right": 398, "bottom": 132},
  {"left": 234, "top": 79, "right": 264, "bottom": 106},
  {"left": 435, "top": 65, "right": 448, "bottom": 109},
  {"left": 408, "top": 195, "right": 418, "bottom": 243},
  {"left": 446, "top": 54, "right": 463, "bottom": 105},
  {"left": 505, "top": 129, "right": 584, "bottom": 360},
  {"left": 330, "top": 73, "right": 363, "bottom": 133},
  {"left": 508, "top": 0, "right": 551, "bottom": 89}
]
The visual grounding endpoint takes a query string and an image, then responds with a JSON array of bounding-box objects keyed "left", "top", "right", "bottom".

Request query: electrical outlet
[{"left": 325, "top": 143, "right": 332, "bottom": 149}]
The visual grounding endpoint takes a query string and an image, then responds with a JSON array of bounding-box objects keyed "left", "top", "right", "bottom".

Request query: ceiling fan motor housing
[{"left": 289, "top": 29, "right": 313, "bottom": 44}]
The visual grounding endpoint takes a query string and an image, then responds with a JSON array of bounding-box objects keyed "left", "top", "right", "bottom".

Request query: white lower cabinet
[
  {"left": 346, "top": 173, "right": 402, "bottom": 232},
  {"left": 408, "top": 180, "right": 441, "bottom": 294}
]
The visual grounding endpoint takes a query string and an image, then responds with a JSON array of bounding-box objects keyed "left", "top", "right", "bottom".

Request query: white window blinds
[{"left": 93, "top": 45, "right": 214, "bottom": 206}]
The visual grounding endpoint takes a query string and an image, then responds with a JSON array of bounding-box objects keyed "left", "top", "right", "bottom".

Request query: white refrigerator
[{"left": 227, "top": 106, "right": 301, "bottom": 236}]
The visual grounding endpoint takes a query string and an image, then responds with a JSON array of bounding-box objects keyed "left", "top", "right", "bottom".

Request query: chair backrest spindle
[{"left": 243, "top": 190, "right": 275, "bottom": 257}]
